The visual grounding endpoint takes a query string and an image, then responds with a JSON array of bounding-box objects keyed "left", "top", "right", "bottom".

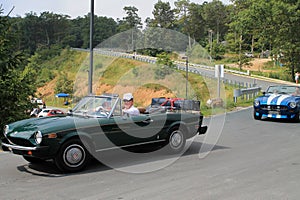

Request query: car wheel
[
  {"left": 293, "top": 113, "right": 300, "bottom": 123},
  {"left": 167, "top": 126, "right": 186, "bottom": 154},
  {"left": 54, "top": 139, "right": 91, "bottom": 172},
  {"left": 253, "top": 111, "right": 261, "bottom": 120},
  {"left": 23, "top": 155, "right": 44, "bottom": 164}
]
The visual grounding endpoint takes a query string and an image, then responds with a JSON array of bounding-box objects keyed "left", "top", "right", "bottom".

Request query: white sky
[{"left": 2, "top": 0, "right": 231, "bottom": 22}]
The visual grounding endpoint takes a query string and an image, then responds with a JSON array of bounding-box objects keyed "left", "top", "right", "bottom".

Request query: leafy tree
[
  {"left": 146, "top": 0, "right": 176, "bottom": 29},
  {"left": 0, "top": 9, "right": 37, "bottom": 130},
  {"left": 155, "top": 52, "right": 175, "bottom": 80},
  {"left": 55, "top": 72, "right": 73, "bottom": 95},
  {"left": 185, "top": 3, "right": 206, "bottom": 46},
  {"left": 75, "top": 14, "right": 118, "bottom": 48},
  {"left": 118, "top": 6, "right": 142, "bottom": 31},
  {"left": 117, "top": 6, "right": 142, "bottom": 52},
  {"left": 269, "top": 0, "right": 300, "bottom": 79},
  {"left": 202, "top": 0, "right": 229, "bottom": 43},
  {"left": 39, "top": 12, "right": 71, "bottom": 48},
  {"left": 230, "top": 0, "right": 300, "bottom": 79}
]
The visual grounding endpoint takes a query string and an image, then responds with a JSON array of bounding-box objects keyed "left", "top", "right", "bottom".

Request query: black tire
[
  {"left": 166, "top": 126, "right": 186, "bottom": 154},
  {"left": 254, "top": 111, "right": 262, "bottom": 120},
  {"left": 293, "top": 113, "right": 300, "bottom": 123},
  {"left": 54, "top": 139, "right": 91, "bottom": 173},
  {"left": 23, "top": 155, "right": 44, "bottom": 164}
]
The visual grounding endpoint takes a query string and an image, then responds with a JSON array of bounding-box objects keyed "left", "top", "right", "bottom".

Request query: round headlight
[
  {"left": 3, "top": 125, "right": 9, "bottom": 136},
  {"left": 254, "top": 100, "right": 260, "bottom": 107},
  {"left": 289, "top": 102, "right": 297, "bottom": 109},
  {"left": 34, "top": 131, "right": 43, "bottom": 144}
]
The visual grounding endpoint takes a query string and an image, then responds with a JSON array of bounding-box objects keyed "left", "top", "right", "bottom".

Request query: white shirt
[{"left": 123, "top": 106, "right": 140, "bottom": 116}]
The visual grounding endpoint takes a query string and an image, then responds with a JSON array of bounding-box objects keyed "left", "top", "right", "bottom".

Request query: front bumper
[
  {"left": 254, "top": 108, "right": 299, "bottom": 119},
  {"left": 1, "top": 142, "right": 50, "bottom": 158}
]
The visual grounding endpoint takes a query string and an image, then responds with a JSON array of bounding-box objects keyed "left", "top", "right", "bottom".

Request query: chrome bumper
[{"left": 2, "top": 142, "right": 39, "bottom": 151}]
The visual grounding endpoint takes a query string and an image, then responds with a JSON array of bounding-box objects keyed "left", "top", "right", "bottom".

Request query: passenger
[{"left": 122, "top": 93, "right": 140, "bottom": 116}]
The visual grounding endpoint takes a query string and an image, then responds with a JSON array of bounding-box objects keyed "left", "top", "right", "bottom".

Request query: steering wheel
[{"left": 95, "top": 106, "right": 110, "bottom": 117}]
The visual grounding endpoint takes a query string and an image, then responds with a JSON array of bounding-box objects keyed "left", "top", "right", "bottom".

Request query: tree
[
  {"left": 118, "top": 6, "right": 142, "bottom": 31},
  {"left": 117, "top": 6, "right": 142, "bottom": 52},
  {"left": 269, "top": 0, "right": 300, "bottom": 79},
  {"left": 147, "top": 0, "right": 176, "bottom": 29},
  {"left": 202, "top": 0, "right": 229, "bottom": 43},
  {"left": 55, "top": 72, "right": 73, "bottom": 95},
  {"left": 155, "top": 52, "right": 175, "bottom": 80},
  {"left": 229, "top": 0, "right": 300, "bottom": 79},
  {"left": 185, "top": 3, "right": 206, "bottom": 46},
  {"left": 0, "top": 9, "right": 37, "bottom": 130}
]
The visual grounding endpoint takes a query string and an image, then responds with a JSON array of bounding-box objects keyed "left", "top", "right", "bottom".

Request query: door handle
[{"left": 142, "top": 118, "right": 153, "bottom": 124}]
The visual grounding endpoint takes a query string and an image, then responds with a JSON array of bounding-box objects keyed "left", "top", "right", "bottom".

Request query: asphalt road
[{"left": 1, "top": 107, "right": 300, "bottom": 200}]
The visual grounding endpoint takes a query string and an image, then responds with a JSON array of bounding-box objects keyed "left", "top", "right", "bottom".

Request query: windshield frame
[
  {"left": 71, "top": 94, "right": 120, "bottom": 118},
  {"left": 266, "top": 85, "right": 298, "bottom": 95}
]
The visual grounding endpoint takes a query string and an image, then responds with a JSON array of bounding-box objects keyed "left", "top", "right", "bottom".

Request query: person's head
[{"left": 123, "top": 93, "right": 134, "bottom": 109}]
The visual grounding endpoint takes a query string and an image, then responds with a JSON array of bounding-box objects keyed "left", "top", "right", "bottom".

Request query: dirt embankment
[
  {"left": 37, "top": 58, "right": 272, "bottom": 107},
  {"left": 227, "top": 58, "right": 272, "bottom": 72}
]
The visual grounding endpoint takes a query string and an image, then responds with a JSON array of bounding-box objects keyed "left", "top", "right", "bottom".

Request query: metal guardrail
[
  {"left": 73, "top": 48, "right": 250, "bottom": 76},
  {"left": 233, "top": 87, "right": 261, "bottom": 103}
]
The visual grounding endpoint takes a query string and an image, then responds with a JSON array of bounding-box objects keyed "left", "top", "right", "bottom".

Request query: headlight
[
  {"left": 289, "top": 102, "right": 297, "bottom": 109},
  {"left": 254, "top": 100, "right": 260, "bottom": 107},
  {"left": 3, "top": 125, "right": 9, "bottom": 136},
  {"left": 34, "top": 131, "right": 43, "bottom": 144}
]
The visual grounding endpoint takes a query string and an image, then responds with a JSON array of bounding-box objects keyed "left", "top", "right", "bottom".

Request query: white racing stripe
[
  {"left": 267, "top": 94, "right": 290, "bottom": 105},
  {"left": 267, "top": 94, "right": 280, "bottom": 105},
  {"left": 277, "top": 95, "right": 290, "bottom": 105}
]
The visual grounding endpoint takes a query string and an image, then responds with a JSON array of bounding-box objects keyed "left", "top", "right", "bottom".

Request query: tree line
[
  {"left": 0, "top": 0, "right": 300, "bottom": 128},
  {"left": 3, "top": 0, "right": 300, "bottom": 72}
]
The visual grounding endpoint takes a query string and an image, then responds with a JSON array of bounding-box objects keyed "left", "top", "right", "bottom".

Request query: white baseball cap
[{"left": 123, "top": 93, "right": 133, "bottom": 101}]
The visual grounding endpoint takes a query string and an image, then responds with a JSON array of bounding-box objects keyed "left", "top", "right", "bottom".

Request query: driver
[{"left": 95, "top": 101, "right": 111, "bottom": 113}]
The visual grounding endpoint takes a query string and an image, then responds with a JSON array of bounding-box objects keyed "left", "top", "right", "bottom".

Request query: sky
[{"left": 2, "top": 0, "right": 231, "bottom": 22}]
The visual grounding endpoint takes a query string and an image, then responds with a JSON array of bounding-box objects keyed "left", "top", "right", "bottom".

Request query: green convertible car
[{"left": 1, "top": 94, "right": 207, "bottom": 172}]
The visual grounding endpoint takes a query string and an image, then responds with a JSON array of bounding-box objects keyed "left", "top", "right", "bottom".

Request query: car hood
[
  {"left": 6, "top": 116, "right": 99, "bottom": 139},
  {"left": 256, "top": 94, "right": 300, "bottom": 105}
]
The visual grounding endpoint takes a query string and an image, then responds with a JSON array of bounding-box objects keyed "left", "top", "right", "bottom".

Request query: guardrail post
[{"left": 234, "top": 89, "right": 241, "bottom": 103}]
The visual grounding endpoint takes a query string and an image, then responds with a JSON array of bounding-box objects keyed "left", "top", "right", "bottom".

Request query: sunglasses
[{"left": 123, "top": 99, "right": 132, "bottom": 102}]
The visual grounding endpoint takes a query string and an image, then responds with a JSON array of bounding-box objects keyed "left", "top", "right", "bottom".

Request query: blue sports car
[{"left": 253, "top": 85, "right": 300, "bottom": 122}]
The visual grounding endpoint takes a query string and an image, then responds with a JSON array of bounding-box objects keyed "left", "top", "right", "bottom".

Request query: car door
[{"left": 98, "top": 114, "right": 166, "bottom": 149}]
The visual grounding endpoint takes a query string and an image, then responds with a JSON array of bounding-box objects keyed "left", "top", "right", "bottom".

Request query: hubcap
[
  {"left": 63, "top": 144, "right": 85, "bottom": 167},
  {"left": 170, "top": 131, "right": 182, "bottom": 149}
]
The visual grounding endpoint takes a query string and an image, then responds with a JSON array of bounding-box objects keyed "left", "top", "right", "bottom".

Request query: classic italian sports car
[
  {"left": 253, "top": 85, "right": 300, "bottom": 122},
  {"left": 1, "top": 94, "right": 207, "bottom": 172}
]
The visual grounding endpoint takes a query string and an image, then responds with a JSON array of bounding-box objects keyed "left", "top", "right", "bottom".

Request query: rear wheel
[
  {"left": 166, "top": 127, "right": 186, "bottom": 154},
  {"left": 54, "top": 139, "right": 91, "bottom": 173}
]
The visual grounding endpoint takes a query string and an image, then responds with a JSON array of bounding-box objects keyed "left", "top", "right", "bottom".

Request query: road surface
[{"left": 1, "top": 108, "right": 300, "bottom": 199}]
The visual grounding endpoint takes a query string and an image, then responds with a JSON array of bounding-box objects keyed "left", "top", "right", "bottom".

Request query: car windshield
[
  {"left": 72, "top": 95, "right": 120, "bottom": 118},
  {"left": 266, "top": 86, "right": 298, "bottom": 95}
]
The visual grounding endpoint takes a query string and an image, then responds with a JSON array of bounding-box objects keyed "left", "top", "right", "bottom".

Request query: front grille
[
  {"left": 260, "top": 105, "right": 287, "bottom": 111},
  {"left": 7, "top": 137, "right": 34, "bottom": 147}
]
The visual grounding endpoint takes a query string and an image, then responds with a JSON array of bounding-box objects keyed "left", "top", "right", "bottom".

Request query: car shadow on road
[{"left": 16, "top": 141, "right": 229, "bottom": 177}]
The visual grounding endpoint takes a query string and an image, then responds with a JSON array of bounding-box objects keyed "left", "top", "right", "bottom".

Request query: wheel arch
[
  {"left": 58, "top": 131, "right": 95, "bottom": 154},
  {"left": 166, "top": 122, "right": 188, "bottom": 135}
]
